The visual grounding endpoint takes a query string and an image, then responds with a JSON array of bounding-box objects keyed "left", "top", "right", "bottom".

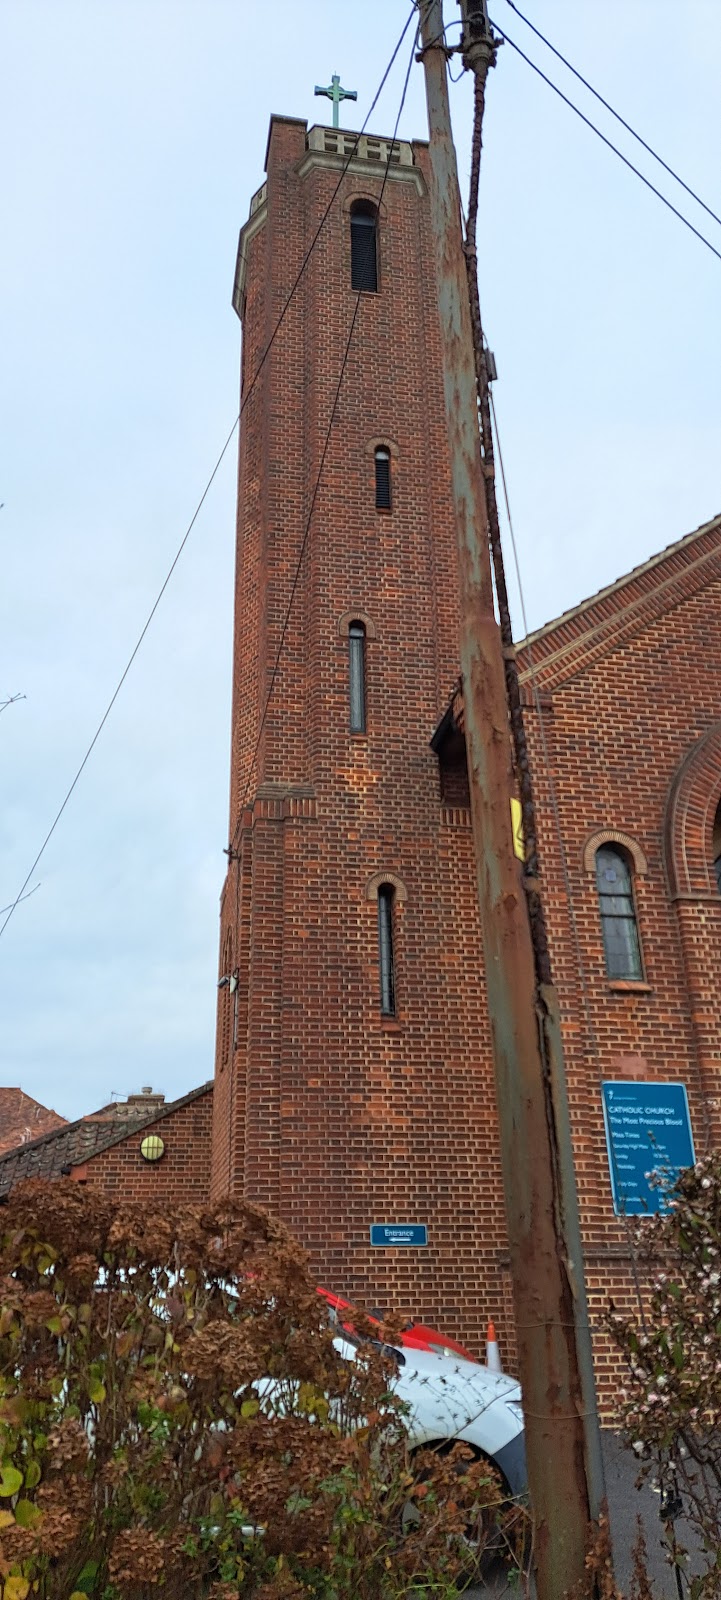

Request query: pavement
[{"left": 465, "top": 1432, "right": 694, "bottom": 1597}]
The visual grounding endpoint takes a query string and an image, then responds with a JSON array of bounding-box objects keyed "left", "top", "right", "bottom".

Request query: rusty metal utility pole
[{"left": 418, "top": 2, "right": 607, "bottom": 1593}]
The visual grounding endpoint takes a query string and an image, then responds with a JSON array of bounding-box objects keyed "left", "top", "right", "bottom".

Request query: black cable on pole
[
  {"left": 0, "top": 10, "right": 417, "bottom": 946},
  {"left": 488, "top": 384, "right": 650, "bottom": 1330},
  {"left": 489, "top": 18, "right": 721, "bottom": 268},
  {"left": 502, "top": 0, "right": 721, "bottom": 233}
]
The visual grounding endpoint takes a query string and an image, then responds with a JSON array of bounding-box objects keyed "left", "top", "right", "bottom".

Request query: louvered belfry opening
[
  {"left": 350, "top": 201, "right": 378, "bottom": 292},
  {"left": 374, "top": 447, "right": 391, "bottom": 510}
]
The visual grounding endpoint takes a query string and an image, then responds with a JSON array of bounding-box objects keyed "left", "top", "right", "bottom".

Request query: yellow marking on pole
[{"left": 510, "top": 796, "right": 525, "bottom": 860}]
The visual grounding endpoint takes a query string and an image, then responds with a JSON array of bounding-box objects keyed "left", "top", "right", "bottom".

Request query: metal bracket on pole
[{"left": 458, "top": 0, "right": 500, "bottom": 73}]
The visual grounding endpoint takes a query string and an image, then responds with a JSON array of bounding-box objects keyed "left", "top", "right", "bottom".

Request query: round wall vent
[{"left": 140, "top": 1133, "right": 165, "bottom": 1163}]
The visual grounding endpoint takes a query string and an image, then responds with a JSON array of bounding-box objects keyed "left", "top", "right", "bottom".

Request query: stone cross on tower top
[{"left": 314, "top": 73, "right": 357, "bottom": 129}]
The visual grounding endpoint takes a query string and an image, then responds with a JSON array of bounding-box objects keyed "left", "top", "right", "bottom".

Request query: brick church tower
[{"left": 211, "top": 115, "right": 505, "bottom": 1350}]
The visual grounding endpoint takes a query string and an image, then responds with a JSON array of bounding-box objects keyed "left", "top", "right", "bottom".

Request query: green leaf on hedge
[
  {"left": 0, "top": 1465, "right": 23, "bottom": 1497},
  {"left": 73, "top": 1559, "right": 99, "bottom": 1593},
  {"left": 24, "top": 1461, "right": 41, "bottom": 1489},
  {"left": 14, "top": 1498, "right": 42, "bottom": 1528}
]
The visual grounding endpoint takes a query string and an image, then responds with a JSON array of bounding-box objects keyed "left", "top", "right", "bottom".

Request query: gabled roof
[
  {"left": 0, "top": 1083, "right": 213, "bottom": 1198},
  {"left": 515, "top": 510, "right": 721, "bottom": 690},
  {"left": 0, "top": 1090, "right": 66, "bottom": 1158}
]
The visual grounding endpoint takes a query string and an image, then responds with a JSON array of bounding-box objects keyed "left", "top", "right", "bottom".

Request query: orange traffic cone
[{"left": 486, "top": 1318, "right": 502, "bottom": 1373}]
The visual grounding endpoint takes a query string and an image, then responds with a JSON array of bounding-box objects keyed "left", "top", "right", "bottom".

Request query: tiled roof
[
  {"left": 0, "top": 1083, "right": 213, "bottom": 1198},
  {"left": 0, "top": 1090, "right": 66, "bottom": 1158}
]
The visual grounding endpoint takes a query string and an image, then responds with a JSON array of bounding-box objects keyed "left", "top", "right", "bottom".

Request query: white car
[{"left": 333, "top": 1333, "right": 527, "bottom": 1498}]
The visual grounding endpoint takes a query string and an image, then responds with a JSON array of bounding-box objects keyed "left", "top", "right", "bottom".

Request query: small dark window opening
[
  {"left": 435, "top": 722, "right": 470, "bottom": 806},
  {"left": 349, "top": 622, "right": 366, "bottom": 733},
  {"left": 374, "top": 447, "right": 391, "bottom": 510},
  {"left": 595, "top": 845, "right": 642, "bottom": 980},
  {"left": 351, "top": 202, "right": 378, "bottom": 292},
  {"left": 377, "top": 885, "right": 396, "bottom": 1016}
]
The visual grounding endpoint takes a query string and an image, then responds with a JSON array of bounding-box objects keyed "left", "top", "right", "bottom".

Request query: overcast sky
[{"left": 2, "top": 1, "right": 719, "bottom": 1123}]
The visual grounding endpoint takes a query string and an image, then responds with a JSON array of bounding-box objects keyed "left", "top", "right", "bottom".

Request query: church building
[
  {"left": 4, "top": 110, "right": 718, "bottom": 1407},
  {"left": 209, "top": 109, "right": 721, "bottom": 1384}
]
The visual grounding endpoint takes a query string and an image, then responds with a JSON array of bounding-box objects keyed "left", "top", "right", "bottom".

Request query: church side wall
[{"left": 521, "top": 576, "right": 721, "bottom": 1409}]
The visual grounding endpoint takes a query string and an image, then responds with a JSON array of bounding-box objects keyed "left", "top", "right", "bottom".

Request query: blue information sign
[
  {"left": 601, "top": 1081, "right": 695, "bottom": 1215},
  {"left": 370, "top": 1224, "right": 428, "bottom": 1248}
]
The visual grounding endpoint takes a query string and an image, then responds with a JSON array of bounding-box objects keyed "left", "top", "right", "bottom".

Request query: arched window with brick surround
[
  {"left": 366, "top": 871, "right": 406, "bottom": 1018},
  {"left": 377, "top": 884, "right": 396, "bottom": 1016},
  {"left": 348, "top": 621, "right": 366, "bottom": 733},
  {"left": 664, "top": 722, "right": 721, "bottom": 899},
  {"left": 350, "top": 201, "right": 378, "bottom": 292},
  {"left": 595, "top": 845, "right": 643, "bottom": 980},
  {"left": 713, "top": 798, "right": 721, "bottom": 893},
  {"left": 374, "top": 447, "right": 391, "bottom": 510},
  {"left": 338, "top": 611, "right": 376, "bottom": 733}
]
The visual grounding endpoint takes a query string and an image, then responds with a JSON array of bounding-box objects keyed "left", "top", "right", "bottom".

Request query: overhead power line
[
  {"left": 502, "top": 0, "right": 721, "bottom": 233},
  {"left": 489, "top": 17, "right": 721, "bottom": 268},
  {"left": 0, "top": 885, "right": 40, "bottom": 917},
  {"left": 0, "top": 416, "right": 240, "bottom": 945},
  {"left": 0, "top": 10, "right": 417, "bottom": 945}
]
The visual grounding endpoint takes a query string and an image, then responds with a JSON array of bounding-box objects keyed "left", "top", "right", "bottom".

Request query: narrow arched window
[
  {"left": 377, "top": 884, "right": 396, "bottom": 1015},
  {"left": 349, "top": 621, "right": 366, "bottom": 733},
  {"left": 350, "top": 201, "right": 378, "bottom": 292},
  {"left": 374, "top": 447, "right": 391, "bottom": 510},
  {"left": 219, "top": 933, "right": 233, "bottom": 1068},
  {"left": 595, "top": 846, "right": 642, "bottom": 979},
  {"left": 713, "top": 798, "right": 721, "bottom": 893}
]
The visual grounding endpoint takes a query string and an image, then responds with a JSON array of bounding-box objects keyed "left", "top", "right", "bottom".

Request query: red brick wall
[
  {"left": 82, "top": 1089, "right": 213, "bottom": 1206},
  {"left": 517, "top": 550, "right": 721, "bottom": 1410},
  {"left": 211, "top": 119, "right": 507, "bottom": 1359},
  {"left": 211, "top": 111, "right": 721, "bottom": 1408}
]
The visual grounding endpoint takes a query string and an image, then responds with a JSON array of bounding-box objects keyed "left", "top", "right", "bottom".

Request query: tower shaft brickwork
[{"left": 211, "top": 116, "right": 506, "bottom": 1348}]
